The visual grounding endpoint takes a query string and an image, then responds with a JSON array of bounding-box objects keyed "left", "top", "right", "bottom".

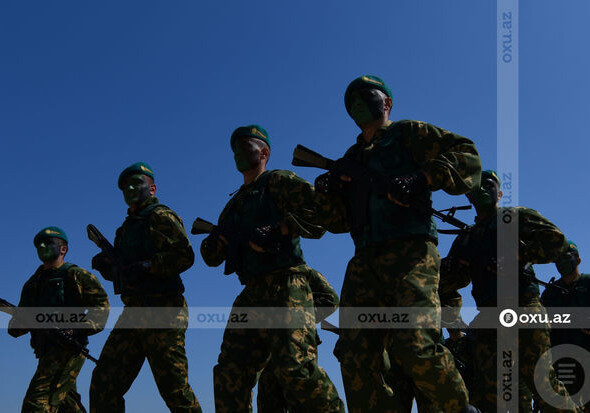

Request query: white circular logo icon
[{"left": 499, "top": 309, "right": 518, "bottom": 328}]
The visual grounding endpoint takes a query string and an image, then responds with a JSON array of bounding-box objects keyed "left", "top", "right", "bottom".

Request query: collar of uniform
[
  {"left": 127, "top": 196, "right": 159, "bottom": 216},
  {"left": 355, "top": 120, "right": 394, "bottom": 147},
  {"left": 239, "top": 170, "right": 270, "bottom": 192},
  {"left": 35, "top": 264, "right": 60, "bottom": 281},
  {"left": 560, "top": 272, "right": 582, "bottom": 287},
  {"left": 474, "top": 207, "right": 499, "bottom": 225}
]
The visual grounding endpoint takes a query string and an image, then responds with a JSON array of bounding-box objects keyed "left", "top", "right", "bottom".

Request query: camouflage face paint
[
  {"left": 467, "top": 178, "right": 499, "bottom": 209},
  {"left": 122, "top": 174, "right": 152, "bottom": 206},
  {"left": 348, "top": 89, "right": 385, "bottom": 125},
  {"left": 36, "top": 238, "right": 62, "bottom": 263},
  {"left": 555, "top": 252, "right": 578, "bottom": 276},
  {"left": 233, "top": 137, "right": 263, "bottom": 172}
]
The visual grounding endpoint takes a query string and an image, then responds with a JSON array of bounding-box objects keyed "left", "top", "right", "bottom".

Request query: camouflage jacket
[
  {"left": 440, "top": 207, "right": 567, "bottom": 312},
  {"left": 307, "top": 267, "right": 339, "bottom": 322},
  {"left": 8, "top": 263, "right": 110, "bottom": 338},
  {"left": 99, "top": 197, "right": 194, "bottom": 300},
  {"left": 114, "top": 197, "right": 194, "bottom": 278},
  {"left": 316, "top": 119, "right": 482, "bottom": 235},
  {"left": 200, "top": 169, "right": 325, "bottom": 272},
  {"left": 541, "top": 273, "right": 590, "bottom": 349}
]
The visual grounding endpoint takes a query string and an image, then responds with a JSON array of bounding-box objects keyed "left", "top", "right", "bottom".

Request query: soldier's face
[
  {"left": 467, "top": 178, "right": 500, "bottom": 209},
  {"left": 555, "top": 252, "right": 580, "bottom": 276},
  {"left": 36, "top": 238, "right": 64, "bottom": 263},
  {"left": 122, "top": 174, "right": 153, "bottom": 206},
  {"left": 348, "top": 88, "right": 385, "bottom": 126},
  {"left": 233, "top": 137, "right": 265, "bottom": 172}
]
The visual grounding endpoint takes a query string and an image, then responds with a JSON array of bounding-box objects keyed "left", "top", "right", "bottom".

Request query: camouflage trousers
[
  {"left": 214, "top": 266, "right": 344, "bottom": 413},
  {"left": 470, "top": 302, "right": 579, "bottom": 413},
  {"left": 89, "top": 295, "right": 201, "bottom": 413},
  {"left": 257, "top": 359, "right": 290, "bottom": 413},
  {"left": 256, "top": 331, "right": 329, "bottom": 413},
  {"left": 337, "top": 238, "right": 469, "bottom": 413},
  {"left": 22, "top": 347, "right": 86, "bottom": 413}
]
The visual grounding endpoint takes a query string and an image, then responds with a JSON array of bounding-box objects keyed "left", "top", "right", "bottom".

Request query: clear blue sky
[{"left": 1, "top": 1, "right": 588, "bottom": 411}]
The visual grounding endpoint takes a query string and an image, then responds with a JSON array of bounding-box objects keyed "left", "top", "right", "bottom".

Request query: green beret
[
  {"left": 565, "top": 240, "right": 579, "bottom": 255},
  {"left": 34, "top": 226, "right": 68, "bottom": 246},
  {"left": 118, "top": 162, "right": 155, "bottom": 189},
  {"left": 481, "top": 170, "right": 501, "bottom": 186},
  {"left": 230, "top": 125, "right": 271, "bottom": 151},
  {"left": 344, "top": 75, "right": 393, "bottom": 115}
]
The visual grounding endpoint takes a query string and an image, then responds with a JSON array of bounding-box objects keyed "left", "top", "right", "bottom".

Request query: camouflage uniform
[
  {"left": 316, "top": 120, "right": 481, "bottom": 413},
  {"left": 444, "top": 331, "right": 475, "bottom": 394},
  {"left": 440, "top": 207, "right": 579, "bottom": 412},
  {"left": 89, "top": 196, "right": 201, "bottom": 413},
  {"left": 8, "top": 264, "right": 109, "bottom": 413},
  {"left": 201, "top": 169, "right": 344, "bottom": 413},
  {"left": 256, "top": 267, "right": 339, "bottom": 413},
  {"left": 542, "top": 274, "right": 590, "bottom": 411}
]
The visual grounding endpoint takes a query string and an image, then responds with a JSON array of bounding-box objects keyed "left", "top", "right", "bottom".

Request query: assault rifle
[
  {"left": 534, "top": 276, "right": 568, "bottom": 294},
  {"left": 523, "top": 266, "right": 569, "bottom": 295},
  {"left": 87, "top": 224, "right": 123, "bottom": 295},
  {"left": 191, "top": 217, "right": 252, "bottom": 276},
  {"left": 291, "top": 145, "right": 470, "bottom": 233},
  {"left": 0, "top": 298, "right": 98, "bottom": 363},
  {"left": 435, "top": 205, "right": 472, "bottom": 235}
]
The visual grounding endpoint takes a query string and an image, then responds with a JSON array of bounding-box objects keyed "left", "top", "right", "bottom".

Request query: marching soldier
[
  {"left": 542, "top": 240, "right": 590, "bottom": 411},
  {"left": 9, "top": 227, "right": 109, "bottom": 413},
  {"left": 314, "top": 74, "right": 481, "bottom": 412},
  {"left": 89, "top": 162, "right": 201, "bottom": 413},
  {"left": 200, "top": 125, "right": 344, "bottom": 413},
  {"left": 440, "top": 170, "right": 579, "bottom": 412}
]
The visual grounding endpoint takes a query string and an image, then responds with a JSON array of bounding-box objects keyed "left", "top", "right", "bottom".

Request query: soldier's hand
[
  {"left": 56, "top": 328, "right": 83, "bottom": 342},
  {"left": 217, "top": 234, "right": 228, "bottom": 246},
  {"left": 440, "top": 257, "right": 454, "bottom": 278},
  {"left": 315, "top": 172, "right": 350, "bottom": 195},
  {"left": 250, "top": 224, "right": 283, "bottom": 253},
  {"left": 202, "top": 229, "right": 228, "bottom": 253},
  {"left": 447, "top": 329, "right": 465, "bottom": 341},
  {"left": 92, "top": 252, "right": 112, "bottom": 275},
  {"left": 121, "top": 260, "right": 151, "bottom": 284},
  {"left": 249, "top": 241, "right": 265, "bottom": 253},
  {"left": 387, "top": 171, "right": 429, "bottom": 208}
]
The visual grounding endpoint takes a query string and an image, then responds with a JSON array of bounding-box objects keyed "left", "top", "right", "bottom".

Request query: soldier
[
  {"left": 8, "top": 226, "right": 109, "bottom": 413},
  {"left": 256, "top": 268, "right": 339, "bottom": 413},
  {"left": 200, "top": 125, "right": 344, "bottom": 413},
  {"left": 439, "top": 170, "right": 579, "bottom": 412},
  {"left": 541, "top": 240, "right": 590, "bottom": 411},
  {"left": 89, "top": 162, "right": 201, "bottom": 413},
  {"left": 313, "top": 74, "right": 481, "bottom": 412}
]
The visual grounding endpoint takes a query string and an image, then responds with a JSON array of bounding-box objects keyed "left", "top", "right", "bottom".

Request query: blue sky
[{"left": 1, "top": 1, "right": 589, "bottom": 411}]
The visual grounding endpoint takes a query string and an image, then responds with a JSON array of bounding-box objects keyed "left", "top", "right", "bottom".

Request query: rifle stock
[
  {"left": 0, "top": 298, "right": 15, "bottom": 315},
  {"left": 320, "top": 319, "right": 340, "bottom": 335}
]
